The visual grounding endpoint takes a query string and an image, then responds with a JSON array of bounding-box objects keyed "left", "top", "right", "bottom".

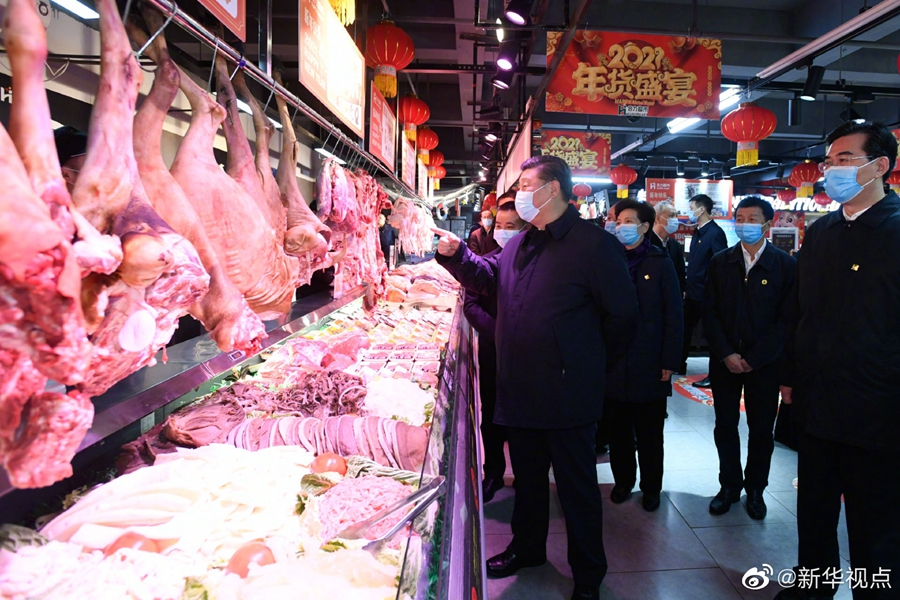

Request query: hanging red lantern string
[
  {"left": 777, "top": 189, "right": 797, "bottom": 204},
  {"left": 425, "top": 149, "right": 444, "bottom": 169},
  {"left": 483, "top": 191, "right": 498, "bottom": 210},
  {"left": 417, "top": 126, "right": 439, "bottom": 164},
  {"left": 720, "top": 102, "right": 777, "bottom": 168},
  {"left": 609, "top": 164, "right": 637, "bottom": 199},
  {"left": 399, "top": 94, "right": 430, "bottom": 142},
  {"left": 791, "top": 161, "right": 820, "bottom": 198},
  {"left": 813, "top": 192, "right": 833, "bottom": 207},
  {"left": 365, "top": 21, "right": 415, "bottom": 99},
  {"left": 573, "top": 183, "right": 592, "bottom": 198},
  {"left": 431, "top": 165, "right": 447, "bottom": 190},
  {"left": 888, "top": 171, "right": 900, "bottom": 194}
]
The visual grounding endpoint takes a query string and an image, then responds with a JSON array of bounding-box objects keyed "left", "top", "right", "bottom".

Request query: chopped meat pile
[
  {"left": 114, "top": 423, "right": 178, "bottom": 475},
  {"left": 226, "top": 415, "right": 428, "bottom": 471},
  {"left": 162, "top": 395, "right": 244, "bottom": 447},
  {"left": 318, "top": 475, "right": 413, "bottom": 542}
]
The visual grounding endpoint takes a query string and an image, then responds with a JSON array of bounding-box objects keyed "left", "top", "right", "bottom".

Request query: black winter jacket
[
  {"left": 685, "top": 219, "right": 727, "bottom": 301},
  {"left": 651, "top": 232, "right": 686, "bottom": 295}
]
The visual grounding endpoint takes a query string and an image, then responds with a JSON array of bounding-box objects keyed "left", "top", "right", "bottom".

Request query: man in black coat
[
  {"left": 683, "top": 194, "right": 727, "bottom": 383},
  {"left": 463, "top": 204, "right": 527, "bottom": 503},
  {"left": 702, "top": 197, "right": 796, "bottom": 521},
  {"left": 378, "top": 213, "right": 397, "bottom": 268},
  {"left": 776, "top": 122, "right": 900, "bottom": 600},
  {"left": 651, "top": 200, "right": 687, "bottom": 295},
  {"left": 432, "top": 156, "right": 638, "bottom": 600},
  {"left": 467, "top": 207, "right": 500, "bottom": 256},
  {"left": 605, "top": 199, "right": 683, "bottom": 513}
]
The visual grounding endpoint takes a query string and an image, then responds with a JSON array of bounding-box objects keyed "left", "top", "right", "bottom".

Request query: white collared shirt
[
  {"left": 741, "top": 241, "right": 767, "bottom": 276},
  {"left": 843, "top": 204, "right": 873, "bottom": 221}
]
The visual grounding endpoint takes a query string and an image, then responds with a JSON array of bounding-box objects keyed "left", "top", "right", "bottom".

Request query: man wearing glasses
[{"left": 776, "top": 121, "right": 900, "bottom": 600}]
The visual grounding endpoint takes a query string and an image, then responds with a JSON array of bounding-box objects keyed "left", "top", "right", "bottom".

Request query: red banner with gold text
[
  {"left": 539, "top": 130, "right": 611, "bottom": 176},
  {"left": 546, "top": 31, "right": 722, "bottom": 120}
]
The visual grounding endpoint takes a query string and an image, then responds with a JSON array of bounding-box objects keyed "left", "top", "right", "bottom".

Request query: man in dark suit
[
  {"left": 432, "top": 156, "right": 638, "bottom": 600},
  {"left": 650, "top": 201, "right": 686, "bottom": 294},
  {"left": 682, "top": 194, "right": 727, "bottom": 384},
  {"left": 702, "top": 196, "right": 796, "bottom": 520},
  {"left": 776, "top": 121, "right": 900, "bottom": 600},
  {"left": 467, "top": 208, "right": 500, "bottom": 256}
]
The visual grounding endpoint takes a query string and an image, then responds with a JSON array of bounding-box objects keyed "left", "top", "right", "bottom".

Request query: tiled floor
[{"left": 484, "top": 357, "right": 853, "bottom": 600}]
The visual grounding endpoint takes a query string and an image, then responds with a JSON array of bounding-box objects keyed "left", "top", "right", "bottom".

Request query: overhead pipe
[{"left": 142, "top": 0, "right": 418, "bottom": 198}]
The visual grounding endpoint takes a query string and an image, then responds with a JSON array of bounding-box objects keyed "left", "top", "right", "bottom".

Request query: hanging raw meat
[
  {"left": 169, "top": 32, "right": 296, "bottom": 319},
  {"left": 127, "top": 10, "right": 265, "bottom": 353},
  {"left": 317, "top": 159, "right": 360, "bottom": 234}
]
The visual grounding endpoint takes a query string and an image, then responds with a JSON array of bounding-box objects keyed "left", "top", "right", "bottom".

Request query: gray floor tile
[
  {"left": 602, "top": 493, "right": 718, "bottom": 572},
  {"left": 767, "top": 490, "right": 852, "bottom": 562},
  {"left": 663, "top": 411, "right": 698, "bottom": 433},
  {"left": 599, "top": 568, "right": 743, "bottom": 600},
  {"left": 661, "top": 430, "right": 721, "bottom": 471},
  {"left": 667, "top": 392, "right": 719, "bottom": 418},
  {"left": 682, "top": 414, "right": 751, "bottom": 448},
  {"left": 485, "top": 532, "right": 574, "bottom": 600}
]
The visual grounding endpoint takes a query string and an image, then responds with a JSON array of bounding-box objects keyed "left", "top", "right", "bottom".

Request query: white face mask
[
  {"left": 515, "top": 182, "right": 552, "bottom": 223},
  {"left": 493, "top": 226, "right": 524, "bottom": 248},
  {"left": 482, "top": 218, "right": 494, "bottom": 229}
]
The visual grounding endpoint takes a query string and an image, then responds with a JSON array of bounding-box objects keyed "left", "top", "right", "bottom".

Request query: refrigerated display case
[{"left": 0, "top": 287, "right": 487, "bottom": 600}]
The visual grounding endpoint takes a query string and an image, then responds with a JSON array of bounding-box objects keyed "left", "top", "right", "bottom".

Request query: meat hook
[
  {"left": 135, "top": 2, "right": 177, "bottom": 60},
  {"left": 206, "top": 38, "right": 220, "bottom": 94},
  {"left": 262, "top": 87, "right": 275, "bottom": 114},
  {"left": 229, "top": 57, "right": 246, "bottom": 81}
]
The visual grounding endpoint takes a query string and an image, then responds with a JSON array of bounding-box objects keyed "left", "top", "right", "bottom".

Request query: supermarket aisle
[{"left": 484, "top": 357, "right": 854, "bottom": 600}]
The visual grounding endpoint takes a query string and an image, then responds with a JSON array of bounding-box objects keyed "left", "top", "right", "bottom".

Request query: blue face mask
[
  {"left": 664, "top": 217, "right": 680, "bottom": 234},
  {"left": 824, "top": 161, "right": 877, "bottom": 204},
  {"left": 689, "top": 207, "right": 703, "bottom": 224},
  {"left": 605, "top": 221, "right": 617, "bottom": 234},
  {"left": 615, "top": 224, "right": 642, "bottom": 246},
  {"left": 733, "top": 223, "right": 765, "bottom": 244}
]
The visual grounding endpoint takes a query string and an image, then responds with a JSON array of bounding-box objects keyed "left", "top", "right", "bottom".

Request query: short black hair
[
  {"left": 498, "top": 190, "right": 516, "bottom": 205},
  {"left": 520, "top": 155, "right": 573, "bottom": 202},
  {"left": 735, "top": 196, "right": 775, "bottom": 222},
  {"left": 54, "top": 126, "right": 87, "bottom": 167},
  {"left": 481, "top": 208, "right": 494, "bottom": 216},
  {"left": 825, "top": 120, "right": 897, "bottom": 175},
  {"left": 613, "top": 199, "right": 656, "bottom": 227},
  {"left": 497, "top": 203, "right": 518, "bottom": 215},
  {"left": 689, "top": 194, "right": 714, "bottom": 214}
]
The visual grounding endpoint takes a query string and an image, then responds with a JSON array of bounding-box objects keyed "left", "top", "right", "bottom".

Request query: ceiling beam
[{"left": 403, "top": 63, "right": 546, "bottom": 75}]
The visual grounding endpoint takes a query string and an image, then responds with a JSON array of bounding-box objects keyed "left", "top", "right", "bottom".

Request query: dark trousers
[
  {"left": 709, "top": 360, "right": 779, "bottom": 491},
  {"left": 606, "top": 397, "right": 667, "bottom": 494},
  {"left": 796, "top": 433, "right": 900, "bottom": 599},
  {"left": 506, "top": 424, "right": 608, "bottom": 588},
  {"left": 478, "top": 343, "right": 506, "bottom": 480},
  {"left": 682, "top": 297, "right": 703, "bottom": 367}
]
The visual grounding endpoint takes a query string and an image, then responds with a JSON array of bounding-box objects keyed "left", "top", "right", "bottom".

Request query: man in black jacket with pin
[
  {"left": 702, "top": 196, "right": 795, "bottom": 521},
  {"left": 432, "top": 156, "right": 638, "bottom": 600},
  {"left": 776, "top": 122, "right": 900, "bottom": 600}
]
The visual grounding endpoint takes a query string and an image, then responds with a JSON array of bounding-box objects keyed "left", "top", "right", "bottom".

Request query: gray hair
[{"left": 654, "top": 201, "right": 676, "bottom": 218}]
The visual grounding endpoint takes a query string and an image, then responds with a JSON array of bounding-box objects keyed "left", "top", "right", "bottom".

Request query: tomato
[
  {"left": 225, "top": 542, "right": 276, "bottom": 578},
  {"left": 103, "top": 532, "right": 160, "bottom": 556},
  {"left": 310, "top": 452, "right": 347, "bottom": 476}
]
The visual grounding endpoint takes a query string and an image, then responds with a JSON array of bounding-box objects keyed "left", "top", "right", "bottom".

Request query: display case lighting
[
  {"left": 314, "top": 148, "right": 346, "bottom": 165},
  {"left": 52, "top": 0, "right": 99, "bottom": 19}
]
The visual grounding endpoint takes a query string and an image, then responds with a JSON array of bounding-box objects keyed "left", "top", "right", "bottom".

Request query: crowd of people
[{"left": 432, "top": 120, "right": 900, "bottom": 600}]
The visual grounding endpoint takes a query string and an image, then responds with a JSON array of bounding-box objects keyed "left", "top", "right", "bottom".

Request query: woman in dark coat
[{"left": 606, "top": 199, "right": 684, "bottom": 512}]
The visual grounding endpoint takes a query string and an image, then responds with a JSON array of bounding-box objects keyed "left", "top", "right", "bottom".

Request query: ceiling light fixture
[
  {"left": 504, "top": 0, "right": 533, "bottom": 26},
  {"left": 496, "top": 39, "right": 518, "bottom": 71},
  {"left": 800, "top": 65, "right": 825, "bottom": 101},
  {"left": 496, "top": 18, "right": 505, "bottom": 42},
  {"left": 492, "top": 69, "right": 515, "bottom": 90},
  {"left": 722, "top": 165, "right": 731, "bottom": 178},
  {"left": 52, "top": 0, "right": 99, "bottom": 19},
  {"left": 776, "top": 164, "right": 785, "bottom": 178},
  {"left": 676, "top": 161, "right": 685, "bottom": 176},
  {"left": 314, "top": 147, "right": 346, "bottom": 165},
  {"left": 788, "top": 93, "right": 802, "bottom": 127},
  {"left": 700, "top": 162, "right": 709, "bottom": 177}
]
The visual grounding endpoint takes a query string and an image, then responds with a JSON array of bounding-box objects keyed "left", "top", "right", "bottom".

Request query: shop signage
[
  {"left": 299, "top": 0, "right": 366, "bottom": 137},
  {"left": 369, "top": 85, "right": 396, "bottom": 171},
  {"left": 197, "top": 0, "right": 246, "bottom": 41},
  {"left": 417, "top": 158, "right": 428, "bottom": 199},
  {"left": 770, "top": 196, "right": 837, "bottom": 213},
  {"left": 539, "top": 130, "right": 611, "bottom": 176},
  {"left": 546, "top": 31, "right": 722, "bottom": 120},
  {"left": 401, "top": 136, "right": 415, "bottom": 190},
  {"left": 645, "top": 178, "right": 733, "bottom": 218}
]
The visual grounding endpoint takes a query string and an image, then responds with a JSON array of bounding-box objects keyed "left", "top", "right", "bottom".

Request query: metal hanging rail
[{"left": 144, "top": 0, "right": 418, "bottom": 199}]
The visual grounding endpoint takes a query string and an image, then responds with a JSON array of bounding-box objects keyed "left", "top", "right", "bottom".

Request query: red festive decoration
[
  {"left": 888, "top": 171, "right": 900, "bottom": 193},
  {"left": 483, "top": 191, "right": 498, "bottom": 209},
  {"left": 609, "top": 164, "right": 638, "bottom": 199},
  {"left": 777, "top": 189, "right": 797, "bottom": 203},
  {"left": 365, "top": 21, "right": 415, "bottom": 99},
  {"left": 399, "top": 94, "right": 430, "bottom": 142},
  {"left": 417, "top": 126, "right": 439, "bottom": 164},
  {"left": 425, "top": 150, "right": 444, "bottom": 168},
  {"left": 573, "top": 183, "right": 592, "bottom": 198},
  {"left": 791, "top": 161, "right": 820, "bottom": 198},
  {"left": 720, "top": 102, "right": 777, "bottom": 167},
  {"left": 431, "top": 165, "right": 446, "bottom": 191},
  {"left": 813, "top": 192, "right": 833, "bottom": 207}
]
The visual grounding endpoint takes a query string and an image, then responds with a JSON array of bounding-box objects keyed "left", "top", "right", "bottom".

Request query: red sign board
[
  {"left": 546, "top": 31, "right": 722, "bottom": 120},
  {"left": 401, "top": 136, "right": 415, "bottom": 190},
  {"left": 369, "top": 85, "right": 396, "bottom": 171},
  {"left": 299, "top": 0, "right": 366, "bottom": 137},
  {"left": 197, "top": 0, "right": 246, "bottom": 41},
  {"left": 539, "top": 130, "right": 611, "bottom": 176},
  {"left": 645, "top": 178, "right": 734, "bottom": 219}
]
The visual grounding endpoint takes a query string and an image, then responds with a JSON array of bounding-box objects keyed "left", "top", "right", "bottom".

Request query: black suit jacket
[
  {"left": 651, "top": 232, "right": 686, "bottom": 295},
  {"left": 685, "top": 219, "right": 727, "bottom": 301}
]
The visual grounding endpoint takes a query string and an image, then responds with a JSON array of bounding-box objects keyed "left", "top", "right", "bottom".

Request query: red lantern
[
  {"left": 888, "top": 171, "right": 900, "bottom": 194},
  {"left": 609, "top": 164, "right": 638, "bottom": 199},
  {"left": 573, "top": 183, "right": 592, "bottom": 198},
  {"left": 417, "top": 126, "right": 439, "bottom": 164},
  {"left": 720, "top": 102, "right": 777, "bottom": 167},
  {"left": 483, "top": 191, "right": 497, "bottom": 210},
  {"left": 813, "top": 192, "right": 833, "bottom": 207},
  {"left": 791, "top": 161, "right": 820, "bottom": 198},
  {"left": 365, "top": 21, "right": 415, "bottom": 99},
  {"left": 777, "top": 189, "right": 796, "bottom": 203},
  {"left": 431, "top": 165, "right": 446, "bottom": 190},
  {"left": 399, "top": 94, "right": 430, "bottom": 142},
  {"left": 425, "top": 150, "right": 444, "bottom": 168}
]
